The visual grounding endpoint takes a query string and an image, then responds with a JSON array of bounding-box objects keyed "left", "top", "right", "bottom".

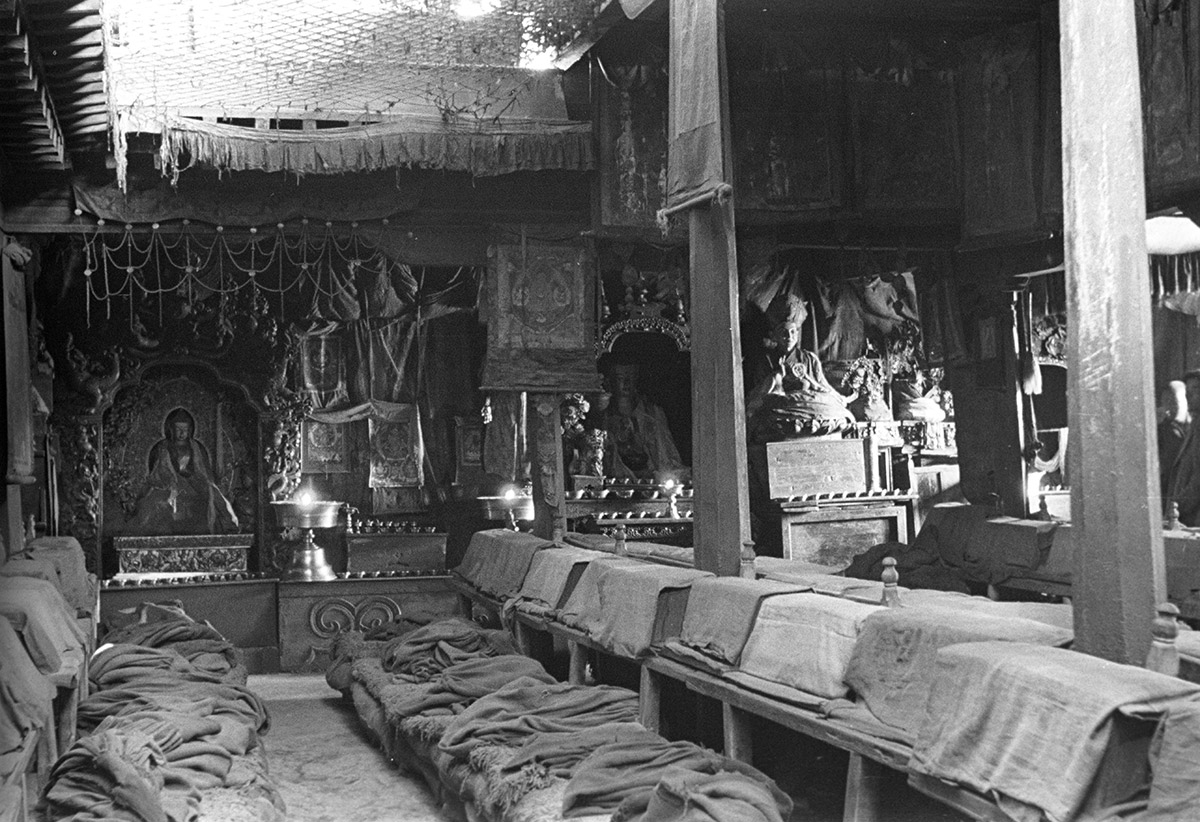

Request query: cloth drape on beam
[
  {"left": 666, "top": 0, "right": 729, "bottom": 207},
  {"left": 156, "top": 116, "right": 595, "bottom": 184}
]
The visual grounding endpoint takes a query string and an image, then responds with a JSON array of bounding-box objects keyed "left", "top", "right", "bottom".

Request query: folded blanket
[
  {"left": 517, "top": 547, "right": 608, "bottom": 610},
  {"left": 456, "top": 529, "right": 555, "bottom": 599},
  {"left": 1, "top": 556, "right": 61, "bottom": 586},
  {"left": 612, "top": 770, "right": 793, "bottom": 822},
  {"left": 845, "top": 607, "right": 1074, "bottom": 740},
  {"left": 592, "top": 564, "right": 712, "bottom": 657},
  {"left": 78, "top": 680, "right": 270, "bottom": 735},
  {"left": 381, "top": 618, "right": 516, "bottom": 679},
  {"left": 380, "top": 655, "right": 557, "bottom": 721},
  {"left": 563, "top": 736, "right": 785, "bottom": 818},
  {"left": 0, "top": 616, "right": 55, "bottom": 776},
  {"left": 41, "top": 728, "right": 171, "bottom": 822},
  {"left": 502, "top": 722, "right": 651, "bottom": 782},
  {"left": 90, "top": 643, "right": 226, "bottom": 692},
  {"left": 911, "top": 642, "right": 1200, "bottom": 822},
  {"left": 920, "top": 503, "right": 990, "bottom": 569},
  {"left": 739, "top": 593, "right": 883, "bottom": 700},
  {"left": 0, "top": 574, "right": 86, "bottom": 673},
  {"left": 27, "top": 535, "right": 93, "bottom": 614},
  {"left": 679, "top": 577, "right": 809, "bottom": 666},
  {"left": 104, "top": 617, "right": 227, "bottom": 650},
  {"left": 439, "top": 677, "right": 640, "bottom": 759}
]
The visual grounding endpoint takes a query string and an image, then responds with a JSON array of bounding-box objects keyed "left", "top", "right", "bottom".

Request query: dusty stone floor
[{"left": 249, "top": 673, "right": 444, "bottom": 822}]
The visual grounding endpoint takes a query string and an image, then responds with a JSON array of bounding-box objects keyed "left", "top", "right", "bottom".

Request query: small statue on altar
[
  {"left": 127, "top": 408, "right": 239, "bottom": 535},
  {"left": 894, "top": 367, "right": 947, "bottom": 423},
  {"left": 598, "top": 361, "right": 688, "bottom": 480},
  {"left": 747, "top": 293, "right": 856, "bottom": 442}
]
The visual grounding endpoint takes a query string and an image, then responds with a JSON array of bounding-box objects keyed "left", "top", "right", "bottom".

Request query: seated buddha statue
[
  {"left": 127, "top": 408, "right": 239, "bottom": 536},
  {"left": 747, "top": 293, "right": 856, "bottom": 442}
]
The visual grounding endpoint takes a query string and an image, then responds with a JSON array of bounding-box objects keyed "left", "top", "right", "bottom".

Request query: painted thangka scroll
[
  {"left": 302, "top": 420, "right": 349, "bottom": 474},
  {"left": 480, "top": 242, "right": 601, "bottom": 392},
  {"left": 368, "top": 406, "right": 422, "bottom": 488}
]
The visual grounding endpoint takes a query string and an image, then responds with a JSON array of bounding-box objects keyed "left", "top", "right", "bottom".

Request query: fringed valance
[
  {"left": 1152, "top": 253, "right": 1200, "bottom": 318},
  {"left": 154, "top": 115, "right": 595, "bottom": 186}
]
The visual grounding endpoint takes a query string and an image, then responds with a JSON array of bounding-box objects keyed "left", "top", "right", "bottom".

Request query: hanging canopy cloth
[{"left": 154, "top": 115, "right": 595, "bottom": 187}]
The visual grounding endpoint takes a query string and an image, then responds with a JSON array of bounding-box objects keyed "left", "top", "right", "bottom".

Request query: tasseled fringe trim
[{"left": 147, "top": 115, "right": 595, "bottom": 187}]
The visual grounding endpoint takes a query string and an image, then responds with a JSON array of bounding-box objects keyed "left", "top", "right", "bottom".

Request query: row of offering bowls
[
  {"left": 594, "top": 509, "right": 694, "bottom": 520},
  {"left": 351, "top": 520, "right": 439, "bottom": 534},
  {"left": 569, "top": 487, "right": 695, "bottom": 501},
  {"left": 598, "top": 477, "right": 688, "bottom": 487},
  {"left": 103, "top": 572, "right": 269, "bottom": 587}
]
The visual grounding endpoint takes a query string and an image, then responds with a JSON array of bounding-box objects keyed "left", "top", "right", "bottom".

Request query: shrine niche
[
  {"left": 103, "top": 368, "right": 260, "bottom": 576},
  {"left": 588, "top": 241, "right": 692, "bottom": 479},
  {"left": 104, "top": 370, "right": 258, "bottom": 537}
]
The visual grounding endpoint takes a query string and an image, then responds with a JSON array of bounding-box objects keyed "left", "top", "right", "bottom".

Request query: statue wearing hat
[
  {"left": 598, "top": 361, "right": 688, "bottom": 480},
  {"left": 747, "top": 292, "right": 855, "bottom": 442}
]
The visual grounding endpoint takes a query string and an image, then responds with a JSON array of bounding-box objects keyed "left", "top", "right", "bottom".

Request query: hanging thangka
[
  {"left": 369, "top": 406, "right": 423, "bottom": 488},
  {"left": 301, "top": 420, "right": 349, "bottom": 474},
  {"left": 480, "top": 241, "right": 601, "bottom": 392},
  {"left": 301, "top": 331, "right": 350, "bottom": 409}
]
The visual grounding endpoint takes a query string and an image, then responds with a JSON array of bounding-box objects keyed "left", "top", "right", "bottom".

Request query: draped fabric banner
[
  {"left": 667, "top": 0, "right": 729, "bottom": 207},
  {"left": 480, "top": 242, "right": 600, "bottom": 392},
  {"left": 300, "top": 331, "right": 350, "bottom": 409}
]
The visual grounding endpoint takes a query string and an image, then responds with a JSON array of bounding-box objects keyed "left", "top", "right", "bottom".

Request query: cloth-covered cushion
[
  {"left": 27, "top": 535, "right": 93, "bottom": 614},
  {"left": 678, "top": 577, "right": 808, "bottom": 666},
  {"left": 911, "top": 642, "right": 1200, "bottom": 822},
  {"left": 738, "top": 593, "right": 883, "bottom": 700},
  {"left": 591, "top": 564, "right": 712, "bottom": 657},
  {"left": 845, "top": 606, "right": 1074, "bottom": 740},
  {"left": 0, "top": 575, "right": 87, "bottom": 673},
  {"left": 0, "top": 617, "right": 55, "bottom": 776},
  {"left": 455, "top": 530, "right": 555, "bottom": 600},
  {"left": 517, "top": 546, "right": 608, "bottom": 611}
]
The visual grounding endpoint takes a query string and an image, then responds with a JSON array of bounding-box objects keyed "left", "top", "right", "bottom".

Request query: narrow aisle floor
[{"left": 249, "top": 673, "right": 444, "bottom": 822}]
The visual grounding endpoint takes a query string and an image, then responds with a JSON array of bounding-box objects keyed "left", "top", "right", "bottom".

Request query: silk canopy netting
[
  {"left": 105, "top": 0, "right": 595, "bottom": 119},
  {"left": 103, "top": 0, "right": 596, "bottom": 184}
]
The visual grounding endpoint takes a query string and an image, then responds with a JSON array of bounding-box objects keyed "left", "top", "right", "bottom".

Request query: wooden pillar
[
  {"left": 567, "top": 641, "right": 588, "bottom": 685},
  {"left": 638, "top": 666, "right": 662, "bottom": 733},
  {"left": 530, "top": 394, "right": 567, "bottom": 540},
  {"left": 721, "top": 703, "right": 753, "bottom": 762},
  {"left": 690, "top": 199, "right": 751, "bottom": 576},
  {"left": 3, "top": 233, "right": 34, "bottom": 557},
  {"left": 842, "top": 753, "right": 886, "bottom": 822},
  {"left": 1060, "top": 0, "right": 1165, "bottom": 663}
]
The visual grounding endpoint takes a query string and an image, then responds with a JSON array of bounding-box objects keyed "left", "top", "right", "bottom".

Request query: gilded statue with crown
[{"left": 747, "top": 293, "right": 856, "bottom": 442}]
